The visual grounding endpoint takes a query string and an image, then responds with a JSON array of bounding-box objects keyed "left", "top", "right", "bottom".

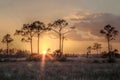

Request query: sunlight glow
[
  {"left": 42, "top": 50, "right": 47, "bottom": 55},
  {"left": 40, "top": 51, "right": 47, "bottom": 79}
]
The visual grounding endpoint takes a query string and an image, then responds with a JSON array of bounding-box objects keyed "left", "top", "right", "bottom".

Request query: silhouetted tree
[
  {"left": 0, "top": 49, "right": 2, "bottom": 54},
  {"left": 93, "top": 43, "right": 102, "bottom": 54},
  {"left": 1, "top": 34, "right": 13, "bottom": 55},
  {"left": 61, "top": 36, "right": 65, "bottom": 54},
  {"left": 48, "top": 19, "right": 68, "bottom": 53},
  {"left": 9, "top": 48, "right": 15, "bottom": 55},
  {"left": 53, "top": 49, "right": 62, "bottom": 57},
  {"left": 112, "top": 49, "right": 119, "bottom": 57},
  {"left": 86, "top": 46, "right": 92, "bottom": 58},
  {"left": 48, "top": 19, "right": 75, "bottom": 54},
  {"left": 32, "top": 21, "right": 46, "bottom": 54},
  {"left": 15, "top": 23, "right": 36, "bottom": 54},
  {"left": 100, "top": 25, "right": 119, "bottom": 53},
  {"left": 15, "top": 50, "right": 29, "bottom": 58},
  {"left": 113, "top": 49, "right": 119, "bottom": 53}
]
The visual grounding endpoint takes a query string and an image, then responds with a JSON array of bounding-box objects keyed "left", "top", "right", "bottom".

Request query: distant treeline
[{"left": 0, "top": 48, "right": 29, "bottom": 58}]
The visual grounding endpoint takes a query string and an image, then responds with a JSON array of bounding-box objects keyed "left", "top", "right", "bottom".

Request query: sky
[{"left": 0, "top": 0, "right": 120, "bottom": 54}]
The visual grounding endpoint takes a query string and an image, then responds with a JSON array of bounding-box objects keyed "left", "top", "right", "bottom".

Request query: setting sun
[{"left": 42, "top": 50, "right": 47, "bottom": 55}]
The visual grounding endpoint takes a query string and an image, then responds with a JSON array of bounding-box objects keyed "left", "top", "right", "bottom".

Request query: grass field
[{"left": 0, "top": 57, "right": 120, "bottom": 80}]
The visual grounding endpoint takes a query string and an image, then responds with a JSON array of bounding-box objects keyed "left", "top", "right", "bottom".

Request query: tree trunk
[
  {"left": 61, "top": 36, "right": 64, "bottom": 54},
  {"left": 86, "top": 52, "right": 89, "bottom": 58},
  {"left": 30, "top": 37, "right": 33, "bottom": 54},
  {"left": 108, "top": 39, "right": 110, "bottom": 53},
  {"left": 38, "top": 34, "right": 40, "bottom": 54},
  {"left": 107, "top": 38, "right": 111, "bottom": 59},
  {"left": 59, "top": 33, "right": 62, "bottom": 52},
  {"left": 7, "top": 42, "right": 9, "bottom": 55},
  {"left": 97, "top": 49, "right": 98, "bottom": 55}
]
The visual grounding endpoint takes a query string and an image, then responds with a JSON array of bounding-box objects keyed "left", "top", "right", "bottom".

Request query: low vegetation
[{"left": 0, "top": 57, "right": 120, "bottom": 80}]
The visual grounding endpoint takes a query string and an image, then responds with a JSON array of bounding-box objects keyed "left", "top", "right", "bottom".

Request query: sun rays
[
  {"left": 39, "top": 50, "right": 63, "bottom": 79},
  {"left": 40, "top": 50, "right": 55, "bottom": 80},
  {"left": 41, "top": 50, "right": 47, "bottom": 72}
]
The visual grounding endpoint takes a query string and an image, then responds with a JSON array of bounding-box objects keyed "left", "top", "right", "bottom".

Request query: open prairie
[{"left": 0, "top": 57, "right": 120, "bottom": 80}]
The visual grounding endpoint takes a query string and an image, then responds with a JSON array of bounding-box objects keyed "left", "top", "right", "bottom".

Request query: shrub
[
  {"left": 107, "top": 58, "right": 116, "bottom": 63},
  {"left": 92, "top": 60, "right": 100, "bottom": 63},
  {"left": 55, "top": 55, "right": 67, "bottom": 62},
  {"left": 26, "top": 54, "right": 41, "bottom": 61},
  {"left": 101, "top": 50, "right": 120, "bottom": 58},
  {"left": 0, "top": 58, "right": 17, "bottom": 62}
]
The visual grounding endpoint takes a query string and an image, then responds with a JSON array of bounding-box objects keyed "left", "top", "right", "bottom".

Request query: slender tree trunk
[
  {"left": 38, "top": 34, "right": 40, "bottom": 54},
  {"left": 7, "top": 42, "right": 9, "bottom": 55},
  {"left": 86, "top": 52, "right": 88, "bottom": 58},
  {"left": 108, "top": 39, "right": 110, "bottom": 52},
  {"left": 107, "top": 38, "right": 111, "bottom": 59},
  {"left": 97, "top": 49, "right": 98, "bottom": 55},
  {"left": 61, "top": 36, "right": 64, "bottom": 54},
  {"left": 59, "top": 33, "right": 62, "bottom": 52},
  {"left": 30, "top": 37, "right": 33, "bottom": 54}
]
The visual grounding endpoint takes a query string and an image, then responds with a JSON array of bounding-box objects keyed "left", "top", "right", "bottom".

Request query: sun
[{"left": 42, "top": 50, "right": 47, "bottom": 55}]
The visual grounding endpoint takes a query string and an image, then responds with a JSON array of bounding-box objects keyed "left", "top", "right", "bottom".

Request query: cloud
[{"left": 65, "top": 12, "right": 120, "bottom": 42}]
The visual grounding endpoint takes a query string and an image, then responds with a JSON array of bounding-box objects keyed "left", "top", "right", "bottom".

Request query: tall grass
[{"left": 0, "top": 59, "right": 120, "bottom": 80}]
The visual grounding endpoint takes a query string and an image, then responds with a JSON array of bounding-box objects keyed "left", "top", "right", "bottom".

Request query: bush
[
  {"left": 102, "top": 60, "right": 106, "bottom": 63},
  {"left": 26, "top": 54, "right": 41, "bottom": 61},
  {"left": 55, "top": 55, "right": 67, "bottom": 62},
  {"left": 101, "top": 50, "right": 120, "bottom": 58},
  {"left": 107, "top": 58, "right": 116, "bottom": 63},
  {"left": 0, "top": 58, "right": 4, "bottom": 62},
  {"left": 92, "top": 60, "right": 100, "bottom": 63},
  {"left": 0, "top": 58, "right": 17, "bottom": 62}
]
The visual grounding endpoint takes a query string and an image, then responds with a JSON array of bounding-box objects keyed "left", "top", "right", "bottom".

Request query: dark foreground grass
[{"left": 0, "top": 59, "right": 120, "bottom": 80}]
